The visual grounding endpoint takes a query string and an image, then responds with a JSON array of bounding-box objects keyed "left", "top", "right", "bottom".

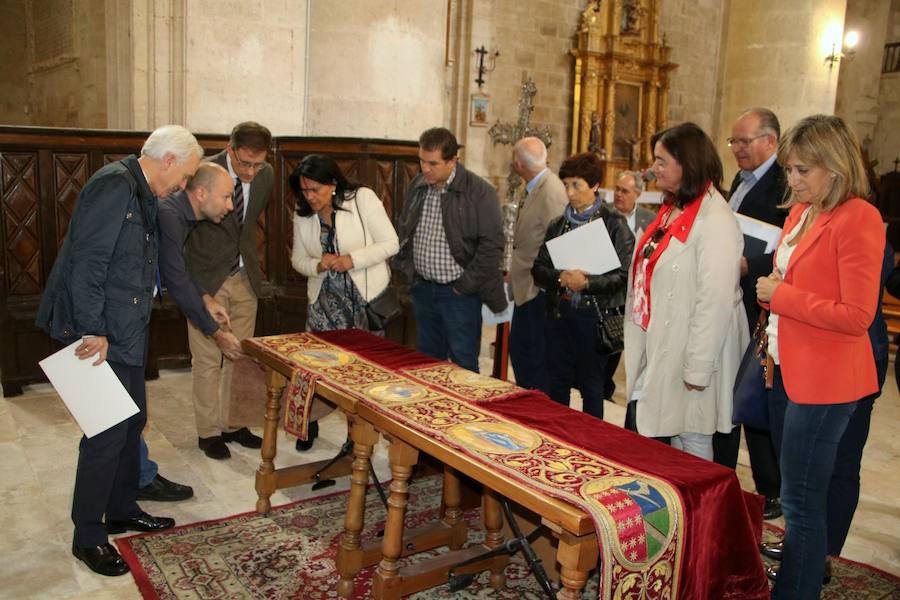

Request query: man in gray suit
[
  {"left": 508, "top": 137, "right": 567, "bottom": 393},
  {"left": 183, "top": 122, "right": 274, "bottom": 459},
  {"left": 613, "top": 170, "right": 654, "bottom": 238}
]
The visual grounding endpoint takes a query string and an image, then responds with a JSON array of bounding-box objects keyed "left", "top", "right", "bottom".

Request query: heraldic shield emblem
[{"left": 582, "top": 476, "right": 675, "bottom": 566}]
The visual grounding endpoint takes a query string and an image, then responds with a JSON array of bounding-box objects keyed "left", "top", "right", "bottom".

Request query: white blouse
[{"left": 766, "top": 206, "right": 812, "bottom": 364}]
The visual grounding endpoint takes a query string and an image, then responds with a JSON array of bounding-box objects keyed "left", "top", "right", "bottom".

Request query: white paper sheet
[
  {"left": 482, "top": 300, "right": 514, "bottom": 325},
  {"left": 546, "top": 217, "right": 622, "bottom": 275},
  {"left": 38, "top": 341, "right": 139, "bottom": 438},
  {"left": 735, "top": 213, "right": 782, "bottom": 256}
]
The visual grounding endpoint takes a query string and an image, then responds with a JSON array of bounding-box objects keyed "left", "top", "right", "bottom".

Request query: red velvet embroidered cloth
[{"left": 244, "top": 329, "right": 768, "bottom": 600}]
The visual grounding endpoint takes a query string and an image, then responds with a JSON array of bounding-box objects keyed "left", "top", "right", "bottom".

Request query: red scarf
[{"left": 631, "top": 183, "right": 710, "bottom": 329}]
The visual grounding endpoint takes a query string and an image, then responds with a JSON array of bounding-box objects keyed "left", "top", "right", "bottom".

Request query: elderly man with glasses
[
  {"left": 712, "top": 107, "right": 788, "bottom": 520},
  {"left": 181, "top": 122, "right": 274, "bottom": 460}
]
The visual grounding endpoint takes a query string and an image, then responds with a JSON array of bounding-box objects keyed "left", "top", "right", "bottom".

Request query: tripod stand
[{"left": 446, "top": 496, "right": 557, "bottom": 598}]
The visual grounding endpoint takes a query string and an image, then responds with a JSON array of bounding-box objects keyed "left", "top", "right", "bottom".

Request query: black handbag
[
  {"left": 365, "top": 286, "right": 402, "bottom": 331},
  {"left": 355, "top": 198, "right": 402, "bottom": 331},
  {"left": 595, "top": 306, "right": 625, "bottom": 356},
  {"left": 732, "top": 309, "right": 774, "bottom": 430}
]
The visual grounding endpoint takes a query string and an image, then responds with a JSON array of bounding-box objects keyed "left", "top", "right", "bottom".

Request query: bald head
[
  {"left": 185, "top": 162, "right": 234, "bottom": 223},
  {"left": 512, "top": 137, "right": 548, "bottom": 179}
]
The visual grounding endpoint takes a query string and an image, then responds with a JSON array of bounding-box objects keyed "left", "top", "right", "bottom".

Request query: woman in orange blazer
[{"left": 756, "top": 115, "right": 884, "bottom": 600}]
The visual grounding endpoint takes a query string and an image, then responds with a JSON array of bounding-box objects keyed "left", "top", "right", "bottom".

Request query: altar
[{"left": 242, "top": 329, "right": 769, "bottom": 600}]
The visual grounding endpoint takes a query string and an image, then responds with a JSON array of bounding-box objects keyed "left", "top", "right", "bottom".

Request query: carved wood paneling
[
  {"left": 1, "top": 152, "right": 42, "bottom": 295},
  {"left": 52, "top": 153, "right": 87, "bottom": 247}
]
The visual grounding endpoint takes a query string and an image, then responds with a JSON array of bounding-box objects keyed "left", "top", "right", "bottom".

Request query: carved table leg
[
  {"left": 555, "top": 530, "right": 599, "bottom": 600},
  {"left": 441, "top": 467, "right": 467, "bottom": 550},
  {"left": 255, "top": 368, "right": 286, "bottom": 514},
  {"left": 373, "top": 438, "right": 419, "bottom": 600},
  {"left": 336, "top": 415, "right": 379, "bottom": 598},
  {"left": 483, "top": 488, "right": 507, "bottom": 589}
]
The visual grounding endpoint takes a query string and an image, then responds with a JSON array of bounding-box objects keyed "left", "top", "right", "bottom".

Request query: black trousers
[
  {"left": 712, "top": 424, "right": 781, "bottom": 498},
  {"left": 72, "top": 361, "right": 146, "bottom": 546}
]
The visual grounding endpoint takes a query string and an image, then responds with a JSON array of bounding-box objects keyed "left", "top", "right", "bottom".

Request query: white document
[
  {"left": 38, "top": 341, "right": 139, "bottom": 438},
  {"left": 482, "top": 300, "right": 514, "bottom": 325},
  {"left": 546, "top": 217, "right": 622, "bottom": 275},
  {"left": 735, "top": 213, "right": 782, "bottom": 255}
]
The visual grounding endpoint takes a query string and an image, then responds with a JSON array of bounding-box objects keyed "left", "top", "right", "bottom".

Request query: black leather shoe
[
  {"left": 760, "top": 539, "right": 784, "bottom": 560},
  {"left": 222, "top": 427, "right": 262, "bottom": 449},
  {"left": 295, "top": 421, "right": 319, "bottom": 452},
  {"left": 106, "top": 511, "right": 175, "bottom": 534},
  {"left": 765, "top": 560, "right": 832, "bottom": 585},
  {"left": 137, "top": 474, "right": 194, "bottom": 502},
  {"left": 72, "top": 542, "right": 130, "bottom": 576},
  {"left": 763, "top": 496, "right": 783, "bottom": 520},
  {"left": 198, "top": 435, "right": 231, "bottom": 459}
]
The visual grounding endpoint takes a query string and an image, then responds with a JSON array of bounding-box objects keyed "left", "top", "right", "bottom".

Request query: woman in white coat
[
  {"left": 623, "top": 122, "right": 748, "bottom": 460},
  {"left": 288, "top": 154, "right": 399, "bottom": 449}
]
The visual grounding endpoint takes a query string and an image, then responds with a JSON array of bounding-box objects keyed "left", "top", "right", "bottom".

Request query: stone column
[{"left": 716, "top": 0, "right": 848, "bottom": 180}]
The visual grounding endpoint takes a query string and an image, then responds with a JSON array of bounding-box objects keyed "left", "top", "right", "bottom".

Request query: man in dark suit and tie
[
  {"left": 508, "top": 137, "right": 568, "bottom": 393},
  {"left": 713, "top": 107, "right": 788, "bottom": 519},
  {"left": 183, "top": 122, "right": 274, "bottom": 459}
]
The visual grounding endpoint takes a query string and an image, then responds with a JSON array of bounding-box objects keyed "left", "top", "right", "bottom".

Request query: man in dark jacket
[
  {"left": 36, "top": 125, "right": 203, "bottom": 576},
  {"left": 713, "top": 107, "right": 788, "bottom": 520},
  {"left": 393, "top": 127, "right": 505, "bottom": 372},
  {"left": 182, "top": 122, "right": 273, "bottom": 459}
]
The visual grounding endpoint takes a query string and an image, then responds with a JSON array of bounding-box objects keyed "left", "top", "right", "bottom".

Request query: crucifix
[{"left": 487, "top": 76, "right": 552, "bottom": 380}]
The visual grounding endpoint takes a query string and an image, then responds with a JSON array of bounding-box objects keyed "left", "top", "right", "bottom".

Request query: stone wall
[
  {"left": 183, "top": 1, "right": 308, "bottom": 135},
  {"left": 305, "top": 0, "right": 445, "bottom": 140},
  {"left": 0, "top": 0, "right": 108, "bottom": 128},
  {"left": 0, "top": 2, "right": 30, "bottom": 125},
  {"left": 459, "top": 0, "right": 584, "bottom": 195},
  {"left": 715, "top": 0, "right": 848, "bottom": 182},
  {"left": 659, "top": 0, "right": 728, "bottom": 136}
]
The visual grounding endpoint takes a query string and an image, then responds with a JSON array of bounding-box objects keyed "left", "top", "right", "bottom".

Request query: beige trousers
[{"left": 187, "top": 270, "right": 258, "bottom": 438}]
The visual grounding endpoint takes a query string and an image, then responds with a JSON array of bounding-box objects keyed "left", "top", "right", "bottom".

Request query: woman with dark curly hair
[
  {"left": 531, "top": 152, "right": 634, "bottom": 419},
  {"left": 623, "top": 122, "right": 747, "bottom": 460}
]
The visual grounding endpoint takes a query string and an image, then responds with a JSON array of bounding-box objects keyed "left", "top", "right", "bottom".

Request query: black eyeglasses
[{"left": 643, "top": 226, "right": 668, "bottom": 259}]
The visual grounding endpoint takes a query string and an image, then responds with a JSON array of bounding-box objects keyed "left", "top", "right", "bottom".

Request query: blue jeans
[
  {"left": 768, "top": 367, "right": 856, "bottom": 600},
  {"left": 509, "top": 291, "right": 550, "bottom": 393},
  {"left": 411, "top": 279, "right": 482, "bottom": 372},
  {"left": 139, "top": 435, "right": 158, "bottom": 488},
  {"left": 544, "top": 301, "right": 607, "bottom": 419}
]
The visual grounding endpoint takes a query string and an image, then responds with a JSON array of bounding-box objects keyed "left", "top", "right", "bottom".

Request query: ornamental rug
[
  {"left": 760, "top": 524, "right": 900, "bottom": 600},
  {"left": 246, "top": 332, "right": 686, "bottom": 600},
  {"left": 117, "top": 475, "right": 600, "bottom": 599},
  {"left": 115, "top": 478, "right": 900, "bottom": 600}
]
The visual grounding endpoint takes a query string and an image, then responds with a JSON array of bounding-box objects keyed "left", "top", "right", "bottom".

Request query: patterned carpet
[{"left": 116, "top": 476, "right": 899, "bottom": 599}]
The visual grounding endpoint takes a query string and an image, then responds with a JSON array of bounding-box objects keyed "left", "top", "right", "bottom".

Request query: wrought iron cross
[
  {"left": 488, "top": 77, "right": 553, "bottom": 202},
  {"left": 489, "top": 77, "right": 553, "bottom": 273}
]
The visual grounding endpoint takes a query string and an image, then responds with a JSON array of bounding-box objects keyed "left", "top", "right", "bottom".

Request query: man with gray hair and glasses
[
  {"left": 612, "top": 170, "right": 655, "bottom": 238},
  {"left": 37, "top": 125, "right": 203, "bottom": 576},
  {"left": 508, "top": 137, "right": 567, "bottom": 393},
  {"left": 713, "top": 107, "right": 788, "bottom": 520}
]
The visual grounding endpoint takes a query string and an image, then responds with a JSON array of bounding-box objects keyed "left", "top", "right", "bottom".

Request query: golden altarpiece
[{"left": 570, "top": 0, "right": 676, "bottom": 187}]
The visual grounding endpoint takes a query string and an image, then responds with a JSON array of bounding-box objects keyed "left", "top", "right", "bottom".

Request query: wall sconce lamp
[
  {"left": 826, "top": 31, "right": 859, "bottom": 69},
  {"left": 474, "top": 45, "right": 500, "bottom": 89}
]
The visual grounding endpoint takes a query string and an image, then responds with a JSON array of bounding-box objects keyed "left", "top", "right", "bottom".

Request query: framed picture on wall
[{"left": 470, "top": 94, "right": 490, "bottom": 126}]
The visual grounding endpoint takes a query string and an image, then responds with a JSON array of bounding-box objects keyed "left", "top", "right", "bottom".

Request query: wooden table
[
  {"left": 243, "top": 336, "right": 599, "bottom": 599},
  {"left": 242, "top": 341, "right": 355, "bottom": 514}
]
